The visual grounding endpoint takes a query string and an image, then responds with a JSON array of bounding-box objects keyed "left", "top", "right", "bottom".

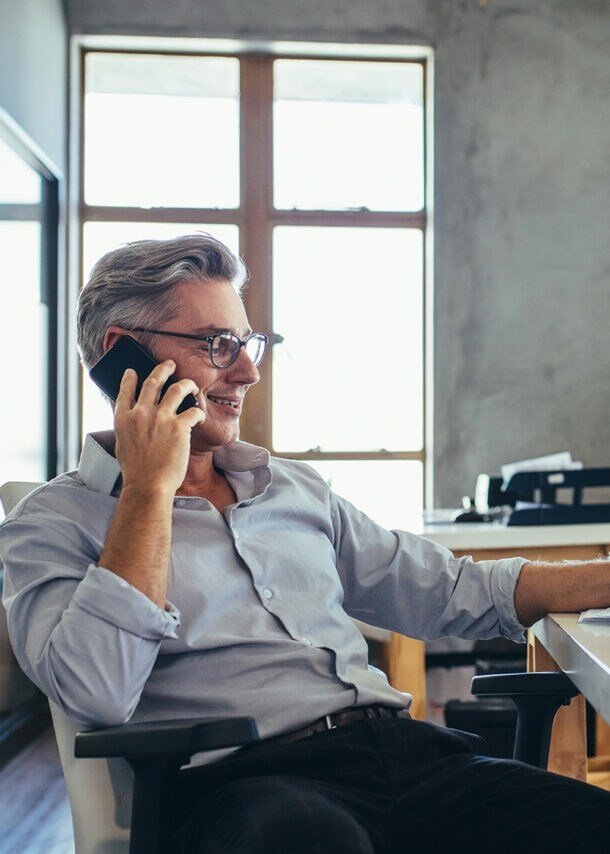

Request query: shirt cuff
[
  {"left": 72, "top": 564, "right": 181, "bottom": 640},
  {"left": 490, "top": 556, "right": 528, "bottom": 642}
]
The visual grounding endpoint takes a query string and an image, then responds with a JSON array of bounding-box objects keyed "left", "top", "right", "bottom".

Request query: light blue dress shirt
[{"left": 1, "top": 432, "right": 526, "bottom": 752}]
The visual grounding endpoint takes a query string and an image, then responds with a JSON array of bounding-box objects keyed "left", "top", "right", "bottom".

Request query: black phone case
[{"left": 89, "top": 336, "right": 199, "bottom": 413}]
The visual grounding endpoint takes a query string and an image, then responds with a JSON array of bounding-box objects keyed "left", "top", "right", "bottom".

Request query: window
[
  {"left": 0, "top": 124, "right": 59, "bottom": 486},
  {"left": 79, "top": 46, "right": 430, "bottom": 528}
]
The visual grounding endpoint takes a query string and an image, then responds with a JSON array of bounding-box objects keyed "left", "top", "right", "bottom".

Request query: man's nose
[{"left": 229, "top": 345, "right": 260, "bottom": 384}]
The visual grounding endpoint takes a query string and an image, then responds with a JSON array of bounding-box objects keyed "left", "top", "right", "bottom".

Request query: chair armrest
[
  {"left": 471, "top": 671, "right": 579, "bottom": 768},
  {"left": 74, "top": 717, "right": 259, "bottom": 854},
  {"left": 74, "top": 716, "right": 259, "bottom": 759},
  {"left": 471, "top": 671, "right": 578, "bottom": 700}
]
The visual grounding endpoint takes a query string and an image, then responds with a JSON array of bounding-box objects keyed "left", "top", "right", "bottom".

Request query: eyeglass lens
[{"left": 211, "top": 333, "right": 267, "bottom": 367}]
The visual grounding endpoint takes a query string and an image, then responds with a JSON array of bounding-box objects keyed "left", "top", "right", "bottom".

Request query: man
[{"left": 2, "top": 232, "right": 610, "bottom": 853}]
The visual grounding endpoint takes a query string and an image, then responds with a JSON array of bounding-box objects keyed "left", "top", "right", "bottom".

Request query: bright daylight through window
[
  {"left": 80, "top": 48, "right": 428, "bottom": 529},
  {"left": 0, "top": 136, "right": 50, "bottom": 484}
]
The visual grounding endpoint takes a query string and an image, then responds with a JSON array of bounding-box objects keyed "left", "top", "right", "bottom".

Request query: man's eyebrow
[
  {"left": 190, "top": 325, "right": 228, "bottom": 334},
  {"left": 191, "top": 325, "right": 253, "bottom": 337}
]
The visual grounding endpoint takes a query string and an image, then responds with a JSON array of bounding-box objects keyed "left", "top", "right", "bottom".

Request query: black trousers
[{"left": 169, "top": 717, "right": 610, "bottom": 853}]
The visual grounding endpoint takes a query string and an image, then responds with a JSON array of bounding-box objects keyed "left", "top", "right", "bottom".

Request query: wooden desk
[
  {"left": 421, "top": 521, "right": 610, "bottom": 560},
  {"left": 531, "top": 614, "right": 610, "bottom": 781},
  {"left": 384, "top": 523, "right": 610, "bottom": 723}
]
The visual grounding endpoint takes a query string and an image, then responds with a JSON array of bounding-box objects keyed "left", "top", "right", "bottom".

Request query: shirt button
[
  {"left": 302, "top": 637, "right": 312, "bottom": 646},
  {"left": 175, "top": 499, "right": 185, "bottom": 508},
  {"left": 262, "top": 588, "right": 273, "bottom": 599}
]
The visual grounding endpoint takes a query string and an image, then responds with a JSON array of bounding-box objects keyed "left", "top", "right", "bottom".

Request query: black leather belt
[{"left": 258, "top": 705, "right": 411, "bottom": 748}]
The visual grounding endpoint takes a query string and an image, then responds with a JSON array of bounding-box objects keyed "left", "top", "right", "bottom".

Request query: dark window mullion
[
  {"left": 239, "top": 55, "right": 274, "bottom": 449},
  {"left": 80, "top": 205, "right": 242, "bottom": 224}
]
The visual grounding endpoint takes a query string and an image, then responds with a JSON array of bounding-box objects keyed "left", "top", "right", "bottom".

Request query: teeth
[{"left": 209, "top": 396, "right": 238, "bottom": 408}]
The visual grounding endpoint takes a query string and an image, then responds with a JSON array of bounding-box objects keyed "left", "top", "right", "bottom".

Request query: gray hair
[{"left": 77, "top": 232, "right": 248, "bottom": 369}]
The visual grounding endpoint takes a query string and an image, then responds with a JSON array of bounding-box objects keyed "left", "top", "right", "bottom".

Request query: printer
[{"left": 475, "top": 467, "right": 610, "bottom": 526}]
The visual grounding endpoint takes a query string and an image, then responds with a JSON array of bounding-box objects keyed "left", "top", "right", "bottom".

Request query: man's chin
[{"left": 190, "top": 421, "right": 239, "bottom": 453}]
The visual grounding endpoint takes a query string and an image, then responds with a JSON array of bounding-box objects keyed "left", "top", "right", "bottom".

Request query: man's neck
[{"left": 177, "top": 451, "right": 236, "bottom": 509}]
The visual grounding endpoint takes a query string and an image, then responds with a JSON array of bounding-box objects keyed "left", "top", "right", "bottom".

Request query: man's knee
[{"left": 180, "top": 775, "right": 375, "bottom": 854}]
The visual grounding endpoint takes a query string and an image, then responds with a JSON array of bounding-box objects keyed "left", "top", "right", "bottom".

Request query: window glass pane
[
  {"left": 84, "top": 53, "right": 240, "bottom": 208},
  {"left": 310, "top": 460, "right": 423, "bottom": 531},
  {"left": 82, "top": 221, "right": 240, "bottom": 280},
  {"left": 274, "top": 59, "right": 424, "bottom": 211},
  {"left": 0, "top": 137, "right": 41, "bottom": 203},
  {"left": 272, "top": 226, "right": 423, "bottom": 453},
  {"left": 0, "top": 222, "right": 46, "bottom": 483},
  {"left": 81, "top": 222, "right": 240, "bottom": 435}
]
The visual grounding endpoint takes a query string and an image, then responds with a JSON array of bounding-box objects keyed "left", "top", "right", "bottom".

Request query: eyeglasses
[{"left": 126, "top": 327, "right": 268, "bottom": 369}]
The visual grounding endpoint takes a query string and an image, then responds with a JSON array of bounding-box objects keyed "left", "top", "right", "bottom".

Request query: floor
[{"left": 0, "top": 727, "right": 74, "bottom": 854}]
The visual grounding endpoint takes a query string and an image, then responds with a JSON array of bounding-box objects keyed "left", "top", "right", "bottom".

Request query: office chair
[
  {"left": 0, "top": 480, "right": 581, "bottom": 853},
  {"left": 447, "top": 639, "right": 581, "bottom": 768},
  {"left": 53, "top": 699, "right": 258, "bottom": 853},
  {"left": 68, "top": 670, "right": 578, "bottom": 854},
  {"left": 470, "top": 671, "right": 579, "bottom": 768}
]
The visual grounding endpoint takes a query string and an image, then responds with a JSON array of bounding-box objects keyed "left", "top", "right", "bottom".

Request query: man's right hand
[
  {"left": 97, "top": 360, "right": 205, "bottom": 607},
  {"left": 114, "top": 360, "right": 206, "bottom": 499}
]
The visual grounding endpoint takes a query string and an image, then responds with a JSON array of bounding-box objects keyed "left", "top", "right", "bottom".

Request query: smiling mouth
[{"left": 207, "top": 394, "right": 241, "bottom": 410}]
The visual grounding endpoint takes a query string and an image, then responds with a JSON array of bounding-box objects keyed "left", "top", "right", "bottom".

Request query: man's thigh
[
  {"left": 384, "top": 752, "right": 610, "bottom": 854},
  {"left": 172, "top": 774, "right": 376, "bottom": 854},
  {"left": 171, "top": 718, "right": 610, "bottom": 853}
]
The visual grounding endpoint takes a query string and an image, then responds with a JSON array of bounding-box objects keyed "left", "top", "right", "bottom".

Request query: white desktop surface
[
  {"left": 533, "top": 614, "right": 610, "bottom": 725},
  {"left": 420, "top": 522, "right": 610, "bottom": 552}
]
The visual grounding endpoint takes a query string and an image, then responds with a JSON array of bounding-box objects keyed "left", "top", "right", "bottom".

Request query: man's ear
[{"left": 102, "top": 326, "right": 130, "bottom": 353}]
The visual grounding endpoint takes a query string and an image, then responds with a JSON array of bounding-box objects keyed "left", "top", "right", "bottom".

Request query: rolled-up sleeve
[
  {"left": 1, "top": 515, "right": 180, "bottom": 727},
  {"left": 73, "top": 565, "right": 179, "bottom": 638},
  {"left": 331, "top": 494, "right": 527, "bottom": 643}
]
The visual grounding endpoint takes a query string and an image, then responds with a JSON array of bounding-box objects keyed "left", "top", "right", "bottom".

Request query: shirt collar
[
  {"left": 214, "top": 440, "right": 270, "bottom": 473},
  {"left": 77, "top": 432, "right": 271, "bottom": 497},
  {"left": 78, "top": 431, "right": 122, "bottom": 495},
  {"left": 214, "top": 441, "right": 272, "bottom": 500}
]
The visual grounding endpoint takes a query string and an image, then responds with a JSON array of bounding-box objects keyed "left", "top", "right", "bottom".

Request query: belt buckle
[{"left": 324, "top": 714, "right": 337, "bottom": 730}]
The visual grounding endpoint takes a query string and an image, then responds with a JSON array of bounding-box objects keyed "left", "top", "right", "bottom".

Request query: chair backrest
[
  {"left": 1, "top": 481, "right": 132, "bottom": 853},
  {"left": 1, "top": 483, "right": 45, "bottom": 714},
  {"left": 49, "top": 700, "right": 131, "bottom": 853},
  {"left": 0, "top": 482, "right": 44, "bottom": 518}
]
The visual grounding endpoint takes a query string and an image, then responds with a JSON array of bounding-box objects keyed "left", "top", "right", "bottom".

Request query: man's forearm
[
  {"left": 98, "top": 484, "right": 175, "bottom": 608},
  {"left": 514, "top": 558, "right": 610, "bottom": 626}
]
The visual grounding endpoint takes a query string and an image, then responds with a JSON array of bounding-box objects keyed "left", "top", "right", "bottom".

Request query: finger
[
  {"left": 136, "top": 360, "right": 176, "bottom": 406},
  {"left": 158, "top": 378, "right": 200, "bottom": 412},
  {"left": 179, "top": 405, "right": 207, "bottom": 427},
  {"left": 114, "top": 368, "right": 138, "bottom": 412}
]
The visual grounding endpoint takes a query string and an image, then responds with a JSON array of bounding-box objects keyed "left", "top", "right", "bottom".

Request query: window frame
[
  {"left": 0, "top": 111, "right": 60, "bottom": 481},
  {"left": 74, "top": 38, "right": 433, "bottom": 503}
]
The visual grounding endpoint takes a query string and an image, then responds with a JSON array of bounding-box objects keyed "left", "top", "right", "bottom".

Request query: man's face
[{"left": 141, "top": 278, "right": 260, "bottom": 452}]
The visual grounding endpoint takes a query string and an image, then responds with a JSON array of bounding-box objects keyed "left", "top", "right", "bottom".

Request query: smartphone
[{"left": 89, "top": 335, "right": 199, "bottom": 413}]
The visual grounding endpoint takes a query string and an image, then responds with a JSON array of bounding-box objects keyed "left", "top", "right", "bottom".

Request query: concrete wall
[
  {"left": 0, "top": 0, "right": 67, "bottom": 174},
  {"left": 433, "top": 2, "right": 610, "bottom": 506},
  {"left": 66, "top": 0, "right": 610, "bottom": 506}
]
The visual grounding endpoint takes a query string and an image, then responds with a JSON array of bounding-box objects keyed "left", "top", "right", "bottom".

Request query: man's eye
[{"left": 212, "top": 338, "right": 233, "bottom": 355}]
